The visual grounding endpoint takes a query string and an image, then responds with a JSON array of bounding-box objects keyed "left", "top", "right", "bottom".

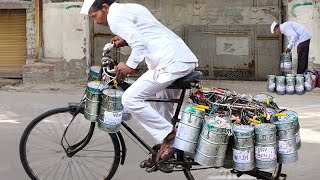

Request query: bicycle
[{"left": 19, "top": 44, "right": 286, "bottom": 180}]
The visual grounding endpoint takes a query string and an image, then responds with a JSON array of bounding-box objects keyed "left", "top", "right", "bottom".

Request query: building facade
[{"left": 0, "top": 0, "right": 319, "bottom": 83}]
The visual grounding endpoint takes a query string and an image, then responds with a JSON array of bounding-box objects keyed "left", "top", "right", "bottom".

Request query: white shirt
[
  {"left": 280, "top": 21, "right": 311, "bottom": 49},
  {"left": 107, "top": 3, "right": 198, "bottom": 71}
]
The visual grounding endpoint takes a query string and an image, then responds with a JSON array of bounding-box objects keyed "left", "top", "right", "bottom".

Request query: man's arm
[
  {"left": 108, "top": 15, "right": 147, "bottom": 69},
  {"left": 285, "top": 25, "right": 298, "bottom": 50}
]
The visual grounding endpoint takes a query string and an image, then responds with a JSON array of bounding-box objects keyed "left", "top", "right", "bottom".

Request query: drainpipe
[
  {"left": 280, "top": 0, "right": 284, "bottom": 54},
  {"left": 35, "top": 0, "right": 44, "bottom": 61},
  {"left": 39, "top": 0, "right": 44, "bottom": 59},
  {"left": 88, "top": 17, "right": 93, "bottom": 67}
]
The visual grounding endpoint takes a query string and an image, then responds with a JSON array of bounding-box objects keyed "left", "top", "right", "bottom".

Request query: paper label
[
  {"left": 255, "top": 146, "right": 276, "bottom": 160},
  {"left": 268, "top": 83, "right": 275, "bottom": 89},
  {"left": 286, "top": 86, "right": 294, "bottom": 91},
  {"left": 305, "top": 83, "right": 312, "bottom": 89},
  {"left": 104, "top": 111, "right": 123, "bottom": 124},
  {"left": 233, "top": 149, "right": 253, "bottom": 163},
  {"left": 278, "top": 140, "right": 295, "bottom": 154},
  {"left": 295, "top": 86, "right": 304, "bottom": 91},
  {"left": 283, "top": 62, "right": 292, "bottom": 69},
  {"left": 277, "top": 85, "right": 285, "bottom": 91}
]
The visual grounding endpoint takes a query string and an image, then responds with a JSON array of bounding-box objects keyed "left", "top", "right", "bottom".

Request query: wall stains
[
  {"left": 65, "top": 5, "right": 81, "bottom": 10},
  {"left": 216, "top": 37, "right": 249, "bottom": 56},
  {"left": 224, "top": 43, "right": 236, "bottom": 53},
  {"left": 290, "top": 2, "right": 313, "bottom": 18}
]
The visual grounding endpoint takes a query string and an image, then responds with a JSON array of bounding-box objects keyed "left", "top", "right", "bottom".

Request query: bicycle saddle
[{"left": 168, "top": 71, "right": 202, "bottom": 89}]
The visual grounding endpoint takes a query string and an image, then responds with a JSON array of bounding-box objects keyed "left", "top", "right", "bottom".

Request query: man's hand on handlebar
[
  {"left": 111, "top": 36, "right": 128, "bottom": 48},
  {"left": 115, "top": 62, "right": 135, "bottom": 82}
]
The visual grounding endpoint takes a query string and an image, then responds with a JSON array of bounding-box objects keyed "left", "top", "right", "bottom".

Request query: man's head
[
  {"left": 81, "top": 0, "right": 115, "bottom": 26},
  {"left": 270, "top": 21, "right": 281, "bottom": 35}
]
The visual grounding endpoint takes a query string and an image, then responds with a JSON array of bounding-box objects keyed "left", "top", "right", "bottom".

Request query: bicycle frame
[
  {"left": 119, "top": 88, "right": 187, "bottom": 155},
  {"left": 63, "top": 84, "right": 189, "bottom": 161}
]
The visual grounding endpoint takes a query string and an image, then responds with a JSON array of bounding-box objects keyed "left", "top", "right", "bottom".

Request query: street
[{"left": 0, "top": 81, "right": 319, "bottom": 180}]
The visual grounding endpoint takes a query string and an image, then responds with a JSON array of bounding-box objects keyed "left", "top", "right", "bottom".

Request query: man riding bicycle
[{"left": 81, "top": 0, "right": 198, "bottom": 161}]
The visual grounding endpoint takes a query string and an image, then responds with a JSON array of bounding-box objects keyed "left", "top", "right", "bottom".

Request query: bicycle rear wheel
[{"left": 19, "top": 107, "right": 121, "bottom": 180}]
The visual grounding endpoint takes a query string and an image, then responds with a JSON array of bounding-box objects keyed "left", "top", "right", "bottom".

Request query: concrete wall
[
  {"left": 120, "top": 0, "right": 279, "bottom": 34},
  {"left": 286, "top": 0, "right": 320, "bottom": 71},
  {"left": 23, "top": 1, "right": 89, "bottom": 84},
  {"left": 43, "top": 2, "right": 89, "bottom": 62}
]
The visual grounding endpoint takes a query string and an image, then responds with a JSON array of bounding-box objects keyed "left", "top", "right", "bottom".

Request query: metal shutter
[{"left": 0, "top": 9, "right": 26, "bottom": 77}]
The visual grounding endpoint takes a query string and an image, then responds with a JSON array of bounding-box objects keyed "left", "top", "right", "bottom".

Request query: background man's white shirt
[{"left": 280, "top": 21, "right": 311, "bottom": 49}]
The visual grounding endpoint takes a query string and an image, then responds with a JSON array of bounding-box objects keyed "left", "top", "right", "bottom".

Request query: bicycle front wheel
[{"left": 19, "top": 107, "right": 121, "bottom": 180}]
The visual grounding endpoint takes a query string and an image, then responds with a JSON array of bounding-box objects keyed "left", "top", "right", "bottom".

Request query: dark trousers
[{"left": 297, "top": 39, "right": 310, "bottom": 74}]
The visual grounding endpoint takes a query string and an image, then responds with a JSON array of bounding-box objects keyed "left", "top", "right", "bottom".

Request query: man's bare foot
[{"left": 158, "top": 129, "right": 176, "bottom": 161}]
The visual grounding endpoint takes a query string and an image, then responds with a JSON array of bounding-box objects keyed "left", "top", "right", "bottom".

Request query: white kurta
[
  {"left": 107, "top": 3, "right": 198, "bottom": 142},
  {"left": 280, "top": 21, "right": 311, "bottom": 49}
]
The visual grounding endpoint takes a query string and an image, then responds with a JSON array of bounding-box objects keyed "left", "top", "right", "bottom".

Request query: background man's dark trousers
[{"left": 297, "top": 39, "right": 310, "bottom": 74}]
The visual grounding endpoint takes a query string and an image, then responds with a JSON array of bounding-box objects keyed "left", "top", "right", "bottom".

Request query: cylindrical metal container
[
  {"left": 285, "top": 74, "right": 295, "bottom": 95},
  {"left": 98, "top": 110, "right": 123, "bottom": 133},
  {"left": 122, "top": 108, "right": 132, "bottom": 121},
  {"left": 276, "top": 76, "right": 286, "bottom": 95},
  {"left": 84, "top": 81, "right": 106, "bottom": 122},
  {"left": 232, "top": 125, "right": 255, "bottom": 171},
  {"left": 265, "top": 108, "right": 277, "bottom": 123},
  {"left": 101, "top": 89, "right": 131, "bottom": 121},
  {"left": 304, "top": 74, "right": 313, "bottom": 92},
  {"left": 173, "top": 103, "right": 204, "bottom": 153},
  {"left": 224, "top": 120, "right": 240, "bottom": 169},
  {"left": 88, "top": 66, "right": 101, "bottom": 81},
  {"left": 98, "top": 89, "right": 124, "bottom": 133},
  {"left": 194, "top": 116, "right": 231, "bottom": 167},
  {"left": 252, "top": 94, "right": 274, "bottom": 104},
  {"left": 295, "top": 75, "right": 305, "bottom": 95},
  {"left": 277, "top": 110, "right": 301, "bottom": 150},
  {"left": 280, "top": 53, "right": 292, "bottom": 72},
  {"left": 254, "top": 124, "right": 277, "bottom": 169},
  {"left": 274, "top": 119, "right": 298, "bottom": 164},
  {"left": 267, "top": 75, "right": 276, "bottom": 92},
  {"left": 100, "top": 89, "right": 124, "bottom": 111}
]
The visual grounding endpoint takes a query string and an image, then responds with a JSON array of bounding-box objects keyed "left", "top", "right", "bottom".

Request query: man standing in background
[{"left": 271, "top": 21, "right": 311, "bottom": 74}]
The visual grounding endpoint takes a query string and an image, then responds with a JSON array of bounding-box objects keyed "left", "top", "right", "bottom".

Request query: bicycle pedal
[
  {"left": 145, "top": 165, "right": 158, "bottom": 173},
  {"left": 279, "top": 173, "right": 287, "bottom": 180},
  {"left": 140, "top": 158, "right": 154, "bottom": 168},
  {"left": 157, "top": 163, "right": 174, "bottom": 173}
]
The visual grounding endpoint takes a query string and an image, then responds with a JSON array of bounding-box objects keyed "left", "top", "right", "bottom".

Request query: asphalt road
[{"left": 0, "top": 82, "right": 319, "bottom": 180}]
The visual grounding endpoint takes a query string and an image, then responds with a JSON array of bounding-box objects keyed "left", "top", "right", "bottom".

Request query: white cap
[
  {"left": 270, "top": 21, "right": 278, "bottom": 34},
  {"left": 80, "top": 0, "right": 95, "bottom": 15}
]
